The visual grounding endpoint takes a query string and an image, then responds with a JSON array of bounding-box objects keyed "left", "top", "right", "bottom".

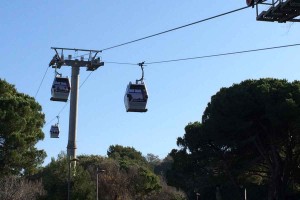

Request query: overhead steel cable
[
  {"left": 99, "top": 5, "right": 250, "bottom": 52},
  {"left": 34, "top": 66, "right": 49, "bottom": 98},
  {"left": 145, "top": 43, "right": 300, "bottom": 65},
  {"left": 103, "top": 43, "right": 300, "bottom": 66},
  {"left": 45, "top": 103, "right": 68, "bottom": 127},
  {"left": 104, "top": 61, "right": 137, "bottom": 65},
  {"left": 79, "top": 71, "right": 94, "bottom": 89}
]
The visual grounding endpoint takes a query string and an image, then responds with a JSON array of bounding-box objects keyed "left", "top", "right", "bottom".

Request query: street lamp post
[
  {"left": 196, "top": 193, "right": 200, "bottom": 200},
  {"left": 96, "top": 168, "right": 105, "bottom": 200}
]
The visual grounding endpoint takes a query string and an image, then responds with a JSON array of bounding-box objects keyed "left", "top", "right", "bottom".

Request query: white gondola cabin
[
  {"left": 50, "top": 75, "right": 71, "bottom": 102},
  {"left": 124, "top": 81, "right": 148, "bottom": 112},
  {"left": 50, "top": 124, "right": 60, "bottom": 138}
]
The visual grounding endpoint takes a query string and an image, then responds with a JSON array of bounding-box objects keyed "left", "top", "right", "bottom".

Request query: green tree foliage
[
  {"left": 39, "top": 150, "right": 184, "bottom": 200},
  {"left": 72, "top": 167, "right": 95, "bottom": 200},
  {"left": 132, "top": 166, "right": 161, "bottom": 197},
  {"left": 168, "top": 79, "right": 300, "bottom": 200},
  {"left": 0, "top": 79, "right": 46, "bottom": 176},
  {"left": 107, "top": 145, "right": 147, "bottom": 164},
  {"left": 203, "top": 78, "right": 300, "bottom": 200},
  {"left": 141, "top": 175, "right": 186, "bottom": 200},
  {"left": 97, "top": 158, "right": 132, "bottom": 199},
  {"left": 97, "top": 157, "right": 183, "bottom": 200},
  {"left": 40, "top": 152, "right": 95, "bottom": 200},
  {"left": 107, "top": 145, "right": 161, "bottom": 198}
]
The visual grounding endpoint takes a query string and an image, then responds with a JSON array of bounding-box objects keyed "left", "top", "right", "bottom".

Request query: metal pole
[
  {"left": 67, "top": 66, "right": 79, "bottom": 200},
  {"left": 196, "top": 193, "right": 200, "bottom": 200},
  {"left": 67, "top": 157, "right": 79, "bottom": 200},
  {"left": 67, "top": 66, "right": 80, "bottom": 159},
  {"left": 97, "top": 168, "right": 99, "bottom": 200},
  {"left": 68, "top": 158, "right": 71, "bottom": 200}
]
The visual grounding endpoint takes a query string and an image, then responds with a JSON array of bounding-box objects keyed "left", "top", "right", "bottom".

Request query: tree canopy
[
  {"left": 107, "top": 145, "right": 147, "bottom": 163},
  {"left": 40, "top": 150, "right": 186, "bottom": 200},
  {"left": 168, "top": 78, "right": 300, "bottom": 200},
  {"left": 0, "top": 79, "right": 46, "bottom": 176}
]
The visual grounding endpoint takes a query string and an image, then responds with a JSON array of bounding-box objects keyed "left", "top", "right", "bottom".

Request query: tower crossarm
[
  {"left": 255, "top": 0, "right": 300, "bottom": 23},
  {"left": 49, "top": 47, "right": 104, "bottom": 71}
]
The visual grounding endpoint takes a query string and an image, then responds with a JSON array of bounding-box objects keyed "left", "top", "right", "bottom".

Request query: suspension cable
[{"left": 99, "top": 6, "right": 250, "bottom": 52}]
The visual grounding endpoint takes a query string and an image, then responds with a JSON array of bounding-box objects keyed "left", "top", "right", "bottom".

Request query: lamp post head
[{"left": 97, "top": 169, "right": 106, "bottom": 173}]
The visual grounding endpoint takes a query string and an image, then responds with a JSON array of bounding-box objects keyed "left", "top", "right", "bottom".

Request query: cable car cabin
[
  {"left": 124, "top": 82, "right": 148, "bottom": 112},
  {"left": 50, "top": 76, "right": 71, "bottom": 102},
  {"left": 50, "top": 125, "right": 60, "bottom": 138}
]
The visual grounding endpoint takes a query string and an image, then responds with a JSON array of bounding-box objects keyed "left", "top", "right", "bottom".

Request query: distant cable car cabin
[
  {"left": 124, "top": 62, "right": 148, "bottom": 112},
  {"left": 50, "top": 116, "right": 60, "bottom": 138},
  {"left": 50, "top": 124, "right": 60, "bottom": 138},
  {"left": 124, "top": 81, "right": 148, "bottom": 112},
  {"left": 50, "top": 75, "right": 71, "bottom": 102}
]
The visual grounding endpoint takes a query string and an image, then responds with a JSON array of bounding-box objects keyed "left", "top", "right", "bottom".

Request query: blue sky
[{"left": 1, "top": 1, "right": 300, "bottom": 165}]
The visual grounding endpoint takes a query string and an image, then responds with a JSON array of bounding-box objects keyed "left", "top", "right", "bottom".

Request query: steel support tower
[{"left": 49, "top": 47, "right": 104, "bottom": 160}]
